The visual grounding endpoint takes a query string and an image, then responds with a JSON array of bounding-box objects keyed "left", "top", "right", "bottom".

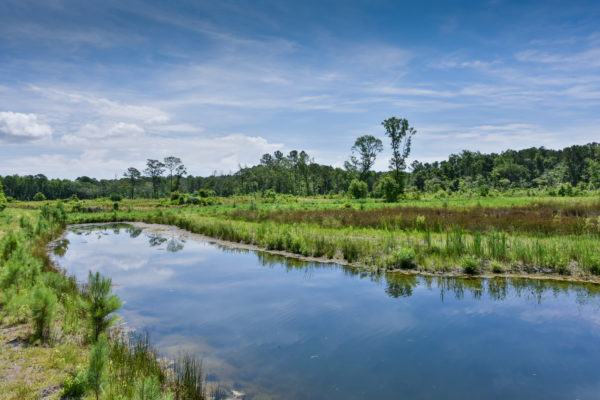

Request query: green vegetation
[
  {"left": 31, "top": 194, "right": 595, "bottom": 280},
  {"left": 0, "top": 205, "right": 220, "bottom": 399},
  {"left": 0, "top": 181, "right": 7, "bottom": 212},
  {"left": 84, "top": 271, "right": 122, "bottom": 342}
]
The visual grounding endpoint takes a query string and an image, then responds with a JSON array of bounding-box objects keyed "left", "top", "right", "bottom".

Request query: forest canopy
[{"left": 2, "top": 142, "right": 600, "bottom": 201}]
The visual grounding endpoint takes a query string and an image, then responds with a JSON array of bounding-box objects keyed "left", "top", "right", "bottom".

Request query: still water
[{"left": 55, "top": 224, "right": 600, "bottom": 399}]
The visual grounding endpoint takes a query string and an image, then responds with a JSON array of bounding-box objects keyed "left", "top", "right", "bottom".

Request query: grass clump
[
  {"left": 386, "top": 248, "right": 416, "bottom": 270},
  {"left": 461, "top": 256, "right": 481, "bottom": 275},
  {"left": 490, "top": 261, "right": 505, "bottom": 274}
]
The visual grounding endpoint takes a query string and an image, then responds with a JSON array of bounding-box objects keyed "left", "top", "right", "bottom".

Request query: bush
[
  {"left": 197, "top": 189, "right": 216, "bottom": 198},
  {"left": 110, "top": 193, "right": 123, "bottom": 202},
  {"left": 263, "top": 189, "right": 277, "bottom": 203},
  {"left": 558, "top": 183, "right": 573, "bottom": 197},
  {"left": 378, "top": 176, "right": 399, "bottom": 202},
  {"left": 461, "top": 256, "right": 480, "bottom": 274},
  {"left": 490, "top": 261, "right": 505, "bottom": 273},
  {"left": 33, "top": 192, "right": 47, "bottom": 201},
  {"left": 113, "top": 202, "right": 119, "bottom": 211},
  {"left": 170, "top": 191, "right": 181, "bottom": 201},
  {"left": 388, "top": 248, "right": 416, "bottom": 269},
  {"left": 348, "top": 179, "right": 368, "bottom": 199},
  {"left": 62, "top": 370, "right": 87, "bottom": 398},
  {"left": 30, "top": 283, "right": 57, "bottom": 342}
]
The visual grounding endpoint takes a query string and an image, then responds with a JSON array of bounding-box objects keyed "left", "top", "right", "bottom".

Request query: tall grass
[{"left": 66, "top": 207, "right": 600, "bottom": 278}]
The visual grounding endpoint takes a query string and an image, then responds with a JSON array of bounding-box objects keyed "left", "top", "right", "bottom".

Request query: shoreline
[{"left": 56, "top": 221, "right": 600, "bottom": 285}]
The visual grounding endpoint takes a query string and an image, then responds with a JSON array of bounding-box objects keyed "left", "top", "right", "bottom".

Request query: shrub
[
  {"left": 378, "top": 176, "right": 399, "bottom": 202},
  {"left": 30, "top": 283, "right": 57, "bottom": 343},
  {"left": 348, "top": 179, "right": 368, "bottom": 199},
  {"left": 62, "top": 370, "right": 87, "bottom": 398},
  {"left": 197, "top": 189, "right": 216, "bottom": 198},
  {"left": 83, "top": 271, "right": 123, "bottom": 342},
  {"left": 0, "top": 231, "right": 21, "bottom": 261},
  {"left": 490, "top": 261, "right": 505, "bottom": 273},
  {"left": 72, "top": 201, "right": 83, "bottom": 212},
  {"left": 263, "top": 189, "right": 277, "bottom": 203},
  {"left": 461, "top": 256, "right": 480, "bottom": 274},
  {"left": 170, "top": 191, "right": 181, "bottom": 201},
  {"left": 388, "top": 248, "right": 416, "bottom": 269},
  {"left": 558, "top": 183, "right": 573, "bottom": 197},
  {"left": 110, "top": 193, "right": 123, "bottom": 202},
  {"left": 113, "top": 202, "right": 119, "bottom": 211},
  {"left": 33, "top": 192, "right": 47, "bottom": 201}
]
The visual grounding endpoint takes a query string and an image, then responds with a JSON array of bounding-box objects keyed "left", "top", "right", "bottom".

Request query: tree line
[{"left": 2, "top": 117, "right": 600, "bottom": 201}]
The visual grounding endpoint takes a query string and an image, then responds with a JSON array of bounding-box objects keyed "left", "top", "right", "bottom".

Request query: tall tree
[
  {"left": 382, "top": 117, "right": 416, "bottom": 193},
  {"left": 348, "top": 135, "right": 383, "bottom": 182},
  {"left": 163, "top": 156, "right": 186, "bottom": 193},
  {"left": 123, "top": 167, "right": 141, "bottom": 199},
  {"left": 144, "top": 159, "right": 165, "bottom": 198}
]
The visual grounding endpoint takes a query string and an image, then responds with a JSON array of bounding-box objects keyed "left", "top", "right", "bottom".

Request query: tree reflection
[
  {"left": 53, "top": 239, "right": 70, "bottom": 257},
  {"left": 126, "top": 227, "right": 143, "bottom": 238},
  {"left": 147, "top": 234, "right": 168, "bottom": 247},
  {"left": 385, "top": 273, "right": 417, "bottom": 298},
  {"left": 167, "top": 237, "right": 185, "bottom": 252}
]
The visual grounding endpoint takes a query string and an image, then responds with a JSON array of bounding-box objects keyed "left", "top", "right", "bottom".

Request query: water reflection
[
  {"left": 56, "top": 224, "right": 600, "bottom": 400},
  {"left": 52, "top": 238, "right": 70, "bottom": 256}
]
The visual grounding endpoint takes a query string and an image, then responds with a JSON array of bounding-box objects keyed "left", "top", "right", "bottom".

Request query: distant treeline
[{"left": 2, "top": 143, "right": 600, "bottom": 201}]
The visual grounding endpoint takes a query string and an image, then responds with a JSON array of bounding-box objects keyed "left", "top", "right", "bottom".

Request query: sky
[{"left": 1, "top": 0, "right": 600, "bottom": 179}]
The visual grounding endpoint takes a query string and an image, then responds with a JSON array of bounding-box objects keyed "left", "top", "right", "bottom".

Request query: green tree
[
  {"left": 586, "top": 159, "right": 600, "bottom": 189},
  {"left": 378, "top": 175, "right": 399, "bottom": 202},
  {"left": 348, "top": 135, "right": 383, "bottom": 182},
  {"left": 164, "top": 156, "right": 187, "bottom": 193},
  {"left": 348, "top": 179, "right": 368, "bottom": 199},
  {"left": 33, "top": 192, "right": 47, "bottom": 201},
  {"left": 124, "top": 167, "right": 141, "bottom": 199},
  {"left": 145, "top": 159, "right": 166, "bottom": 198},
  {"left": 0, "top": 181, "right": 7, "bottom": 212},
  {"left": 30, "top": 283, "right": 57, "bottom": 343},
  {"left": 87, "top": 334, "right": 108, "bottom": 400},
  {"left": 382, "top": 117, "right": 416, "bottom": 193},
  {"left": 83, "top": 271, "right": 122, "bottom": 342}
]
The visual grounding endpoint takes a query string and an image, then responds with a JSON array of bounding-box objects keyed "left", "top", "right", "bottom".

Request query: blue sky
[{"left": 1, "top": 0, "right": 599, "bottom": 178}]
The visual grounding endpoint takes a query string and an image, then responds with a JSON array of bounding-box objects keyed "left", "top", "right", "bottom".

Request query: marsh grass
[{"left": 65, "top": 206, "right": 600, "bottom": 278}]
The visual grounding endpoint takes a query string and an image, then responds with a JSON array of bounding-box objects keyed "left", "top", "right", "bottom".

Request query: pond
[{"left": 54, "top": 224, "right": 600, "bottom": 400}]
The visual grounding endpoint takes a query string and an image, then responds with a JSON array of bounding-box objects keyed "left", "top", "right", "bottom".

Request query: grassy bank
[
  {"left": 0, "top": 205, "right": 222, "bottom": 399},
  {"left": 57, "top": 196, "right": 600, "bottom": 281}
]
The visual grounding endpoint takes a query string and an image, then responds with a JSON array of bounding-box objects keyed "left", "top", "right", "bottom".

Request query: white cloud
[
  {"left": 30, "top": 86, "right": 171, "bottom": 124},
  {"left": 62, "top": 122, "right": 145, "bottom": 145},
  {"left": 1, "top": 133, "right": 283, "bottom": 178},
  {"left": 0, "top": 111, "right": 52, "bottom": 142}
]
